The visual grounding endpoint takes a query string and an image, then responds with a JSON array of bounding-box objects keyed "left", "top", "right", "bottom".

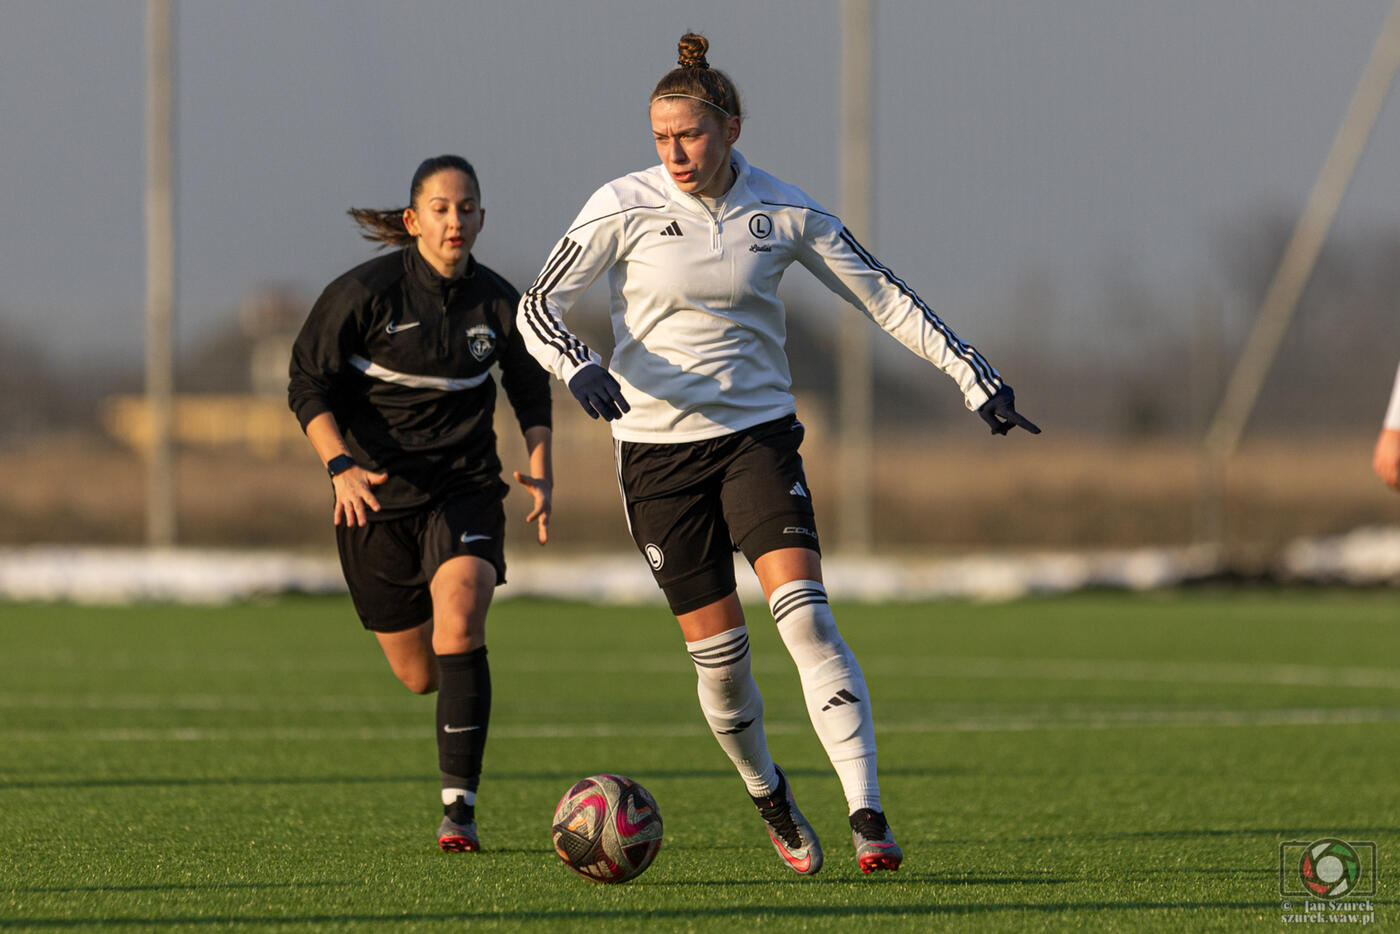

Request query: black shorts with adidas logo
[{"left": 615, "top": 414, "right": 820, "bottom": 616}]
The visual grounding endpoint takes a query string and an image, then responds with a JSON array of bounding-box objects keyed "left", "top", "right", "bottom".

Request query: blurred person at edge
[
  {"left": 288, "top": 155, "right": 553, "bottom": 853},
  {"left": 517, "top": 33, "right": 1038, "bottom": 877},
  {"left": 1375, "top": 360, "right": 1400, "bottom": 490}
]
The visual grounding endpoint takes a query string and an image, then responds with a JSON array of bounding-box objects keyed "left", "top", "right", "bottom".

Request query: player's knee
[
  {"left": 432, "top": 617, "right": 485, "bottom": 656},
  {"left": 687, "top": 626, "right": 756, "bottom": 704},
  {"left": 432, "top": 587, "right": 491, "bottom": 626},
  {"left": 694, "top": 660, "right": 752, "bottom": 708},
  {"left": 770, "top": 579, "right": 846, "bottom": 664},
  {"left": 396, "top": 665, "right": 439, "bottom": 695},
  {"left": 429, "top": 563, "right": 496, "bottom": 625}
]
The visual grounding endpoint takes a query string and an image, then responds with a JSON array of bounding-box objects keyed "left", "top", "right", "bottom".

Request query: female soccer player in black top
[{"left": 289, "top": 155, "right": 552, "bottom": 852}]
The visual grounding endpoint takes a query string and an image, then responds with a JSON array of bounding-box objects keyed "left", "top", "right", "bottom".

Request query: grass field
[{"left": 2, "top": 589, "right": 1398, "bottom": 931}]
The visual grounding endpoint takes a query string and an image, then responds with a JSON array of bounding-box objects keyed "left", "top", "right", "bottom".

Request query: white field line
[
  {"left": 513, "top": 655, "right": 1400, "bottom": 690},
  {"left": 879, "top": 656, "right": 1400, "bottom": 691},
  {"left": 3, "top": 654, "right": 1396, "bottom": 707},
  {"left": 5, "top": 655, "right": 1394, "bottom": 691},
  {"left": 3, "top": 707, "right": 1400, "bottom": 743},
  {"left": 0, "top": 693, "right": 424, "bottom": 713},
  {"left": 0, "top": 654, "right": 1395, "bottom": 722}
]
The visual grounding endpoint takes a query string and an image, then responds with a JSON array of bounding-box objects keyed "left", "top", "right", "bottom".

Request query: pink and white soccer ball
[{"left": 550, "top": 774, "right": 663, "bottom": 883}]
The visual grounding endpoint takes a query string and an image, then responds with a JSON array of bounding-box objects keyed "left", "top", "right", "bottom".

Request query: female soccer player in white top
[{"left": 518, "top": 33, "right": 1038, "bottom": 875}]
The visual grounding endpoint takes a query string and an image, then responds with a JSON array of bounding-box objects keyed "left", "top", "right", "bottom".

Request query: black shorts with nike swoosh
[
  {"left": 616, "top": 414, "right": 820, "bottom": 616},
  {"left": 335, "top": 481, "right": 508, "bottom": 632}
]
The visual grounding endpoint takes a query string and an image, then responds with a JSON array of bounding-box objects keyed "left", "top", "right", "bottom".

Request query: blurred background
[{"left": 3, "top": 0, "right": 1399, "bottom": 575}]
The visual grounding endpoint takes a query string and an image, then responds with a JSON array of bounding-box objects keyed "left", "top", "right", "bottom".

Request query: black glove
[
  {"left": 977, "top": 384, "right": 1041, "bottom": 436},
  {"left": 568, "top": 364, "right": 630, "bottom": 421}
]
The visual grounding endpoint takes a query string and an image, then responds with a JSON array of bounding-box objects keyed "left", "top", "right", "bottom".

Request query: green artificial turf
[{"left": 1, "top": 588, "right": 1397, "bottom": 931}]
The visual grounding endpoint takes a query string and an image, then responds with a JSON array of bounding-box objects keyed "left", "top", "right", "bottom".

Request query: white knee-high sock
[
  {"left": 769, "top": 579, "right": 881, "bottom": 813},
  {"left": 686, "top": 626, "right": 779, "bottom": 797}
]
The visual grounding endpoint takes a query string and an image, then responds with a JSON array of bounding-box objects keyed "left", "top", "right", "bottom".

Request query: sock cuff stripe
[
  {"left": 769, "top": 583, "right": 828, "bottom": 613},
  {"left": 688, "top": 635, "right": 750, "bottom": 667},
  {"left": 769, "top": 579, "right": 826, "bottom": 598},
  {"left": 685, "top": 628, "right": 748, "bottom": 654},
  {"left": 771, "top": 593, "right": 829, "bottom": 623},
  {"left": 689, "top": 638, "right": 748, "bottom": 659},
  {"left": 691, "top": 653, "right": 747, "bottom": 669},
  {"left": 436, "top": 646, "right": 488, "bottom": 667},
  {"left": 772, "top": 588, "right": 826, "bottom": 610}
]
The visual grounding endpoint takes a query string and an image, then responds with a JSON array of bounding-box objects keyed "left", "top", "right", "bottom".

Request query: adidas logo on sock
[
  {"left": 716, "top": 718, "right": 755, "bottom": 735},
  {"left": 788, "top": 481, "right": 808, "bottom": 497},
  {"left": 659, "top": 221, "right": 684, "bottom": 237},
  {"left": 821, "top": 689, "right": 862, "bottom": 711}
]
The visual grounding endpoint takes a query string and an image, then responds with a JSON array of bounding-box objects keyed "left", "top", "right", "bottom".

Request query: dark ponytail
[{"left": 347, "top": 155, "right": 480, "bottom": 247}]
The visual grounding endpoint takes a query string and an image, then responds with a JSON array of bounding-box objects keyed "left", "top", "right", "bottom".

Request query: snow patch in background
[
  {"left": 0, "top": 543, "right": 1222, "bottom": 605},
  {"left": 0, "top": 547, "right": 346, "bottom": 605},
  {"left": 1279, "top": 526, "right": 1400, "bottom": 585},
  {"left": 0, "top": 529, "right": 1393, "bottom": 606}
]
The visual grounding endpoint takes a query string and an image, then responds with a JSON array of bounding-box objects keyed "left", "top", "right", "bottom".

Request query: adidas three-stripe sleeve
[
  {"left": 795, "top": 216, "right": 1001, "bottom": 410},
  {"left": 516, "top": 187, "right": 622, "bottom": 385}
]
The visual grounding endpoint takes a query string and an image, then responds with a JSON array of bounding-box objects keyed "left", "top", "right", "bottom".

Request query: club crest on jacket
[{"left": 466, "top": 324, "right": 496, "bottom": 361}]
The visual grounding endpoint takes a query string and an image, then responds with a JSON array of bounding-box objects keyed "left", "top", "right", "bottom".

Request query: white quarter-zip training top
[{"left": 518, "top": 150, "right": 1003, "bottom": 443}]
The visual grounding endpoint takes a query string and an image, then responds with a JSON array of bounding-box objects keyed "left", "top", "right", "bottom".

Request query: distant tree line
[{"left": 2, "top": 212, "right": 1396, "bottom": 444}]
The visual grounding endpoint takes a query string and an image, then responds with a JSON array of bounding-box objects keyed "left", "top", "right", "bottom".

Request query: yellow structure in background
[
  {"left": 103, "top": 286, "right": 312, "bottom": 457},
  {"left": 102, "top": 395, "right": 305, "bottom": 457}
]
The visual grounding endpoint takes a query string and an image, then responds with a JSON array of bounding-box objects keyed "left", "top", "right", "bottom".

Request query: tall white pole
[
  {"left": 145, "top": 0, "right": 176, "bottom": 546},
  {"left": 1204, "top": 0, "right": 1400, "bottom": 464},
  {"left": 837, "top": 0, "right": 874, "bottom": 551}
]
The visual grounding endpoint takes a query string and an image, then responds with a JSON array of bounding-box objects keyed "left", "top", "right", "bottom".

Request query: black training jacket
[{"left": 288, "top": 246, "right": 551, "bottom": 519}]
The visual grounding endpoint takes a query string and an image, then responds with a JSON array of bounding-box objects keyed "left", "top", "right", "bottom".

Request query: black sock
[
  {"left": 443, "top": 793, "right": 475, "bottom": 824},
  {"left": 436, "top": 646, "right": 490, "bottom": 797}
]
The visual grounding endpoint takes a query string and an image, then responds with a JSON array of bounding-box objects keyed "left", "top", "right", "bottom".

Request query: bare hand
[
  {"left": 332, "top": 467, "right": 388, "bottom": 526},
  {"left": 1374, "top": 428, "right": 1400, "bottom": 491},
  {"left": 513, "top": 470, "right": 552, "bottom": 545}
]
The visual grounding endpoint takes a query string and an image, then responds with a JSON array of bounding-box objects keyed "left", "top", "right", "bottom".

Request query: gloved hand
[
  {"left": 977, "top": 384, "right": 1041, "bottom": 436},
  {"left": 568, "top": 364, "right": 631, "bottom": 421}
]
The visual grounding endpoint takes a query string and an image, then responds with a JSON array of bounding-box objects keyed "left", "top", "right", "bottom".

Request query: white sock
[
  {"left": 770, "top": 579, "right": 881, "bottom": 813},
  {"left": 441, "top": 787, "right": 475, "bottom": 807},
  {"left": 686, "top": 626, "right": 779, "bottom": 797}
]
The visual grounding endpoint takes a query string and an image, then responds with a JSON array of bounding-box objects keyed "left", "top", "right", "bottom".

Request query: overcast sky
[{"left": 2, "top": 0, "right": 1397, "bottom": 366}]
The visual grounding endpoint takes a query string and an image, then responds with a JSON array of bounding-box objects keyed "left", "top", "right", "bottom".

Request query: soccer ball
[{"left": 551, "top": 774, "right": 662, "bottom": 883}]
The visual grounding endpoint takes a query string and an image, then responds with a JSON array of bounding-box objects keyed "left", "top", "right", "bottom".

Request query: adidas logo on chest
[{"left": 658, "top": 221, "right": 684, "bottom": 237}]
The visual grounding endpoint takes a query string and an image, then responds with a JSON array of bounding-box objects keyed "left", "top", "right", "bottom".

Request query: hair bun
[{"left": 677, "top": 33, "right": 710, "bottom": 69}]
